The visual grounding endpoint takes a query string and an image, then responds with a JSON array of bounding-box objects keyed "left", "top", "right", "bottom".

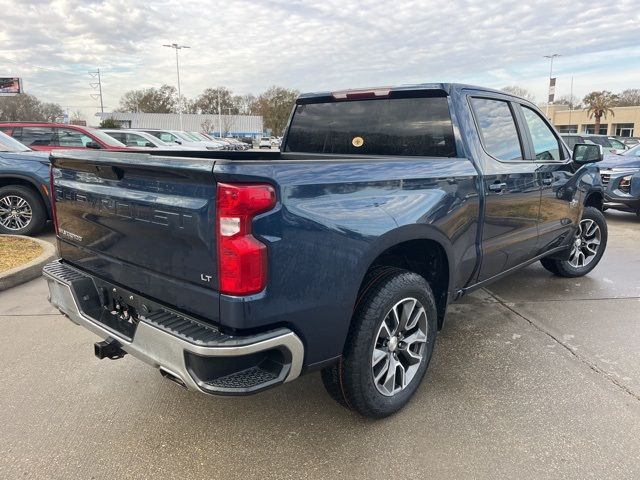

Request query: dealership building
[
  {"left": 99, "top": 112, "right": 264, "bottom": 138},
  {"left": 547, "top": 104, "right": 640, "bottom": 137}
]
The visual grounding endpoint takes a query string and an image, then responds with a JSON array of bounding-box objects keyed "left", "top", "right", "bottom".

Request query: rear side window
[
  {"left": 15, "top": 127, "right": 55, "bottom": 147},
  {"left": 286, "top": 96, "right": 457, "bottom": 157},
  {"left": 471, "top": 98, "right": 522, "bottom": 161},
  {"left": 107, "top": 132, "right": 125, "bottom": 143},
  {"left": 522, "top": 106, "right": 562, "bottom": 160}
]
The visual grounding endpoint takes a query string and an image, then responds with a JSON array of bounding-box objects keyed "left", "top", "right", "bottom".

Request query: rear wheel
[
  {"left": 540, "top": 206, "right": 607, "bottom": 277},
  {"left": 0, "top": 186, "right": 47, "bottom": 236},
  {"left": 321, "top": 270, "right": 437, "bottom": 418}
]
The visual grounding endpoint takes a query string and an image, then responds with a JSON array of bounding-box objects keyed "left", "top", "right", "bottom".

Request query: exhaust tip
[{"left": 160, "top": 367, "right": 187, "bottom": 389}]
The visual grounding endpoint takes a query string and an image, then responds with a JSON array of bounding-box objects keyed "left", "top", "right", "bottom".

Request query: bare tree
[
  {"left": 200, "top": 118, "right": 214, "bottom": 134},
  {"left": 501, "top": 86, "right": 536, "bottom": 102},
  {"left": 615, "top": 89, "right": 640, "bottom": 107},
  {"left": 0, "top": 94, "right": 63, "bottom": 121},
  {"left": 556, "top": 95, "right": 582, "bottom": 110},
  {"left": 117, "top": 85, "right": 178, "bottom": 113}
]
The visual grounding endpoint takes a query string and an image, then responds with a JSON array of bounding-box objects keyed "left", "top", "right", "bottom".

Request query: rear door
[
  {"left": 13, "top": 126, "right": 56, "bottom": 151},
  {"left": 469, "top": 96, "right": 541, "bottom": 281}
]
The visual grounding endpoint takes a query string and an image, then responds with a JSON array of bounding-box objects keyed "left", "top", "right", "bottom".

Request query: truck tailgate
[{"left": 50, "top": 150, "right": 220, "bottom": 323}]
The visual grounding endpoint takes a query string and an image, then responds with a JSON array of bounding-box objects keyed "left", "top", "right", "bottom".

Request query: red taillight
[
  {"left": 332, "top": 87, "right": 392, "bottom": 100},
  {"left": 49, "top": 164, "right": 59, "bottom": 235},
  {"left": 216, "top": 183, "right": 276, "bottom": 295}
]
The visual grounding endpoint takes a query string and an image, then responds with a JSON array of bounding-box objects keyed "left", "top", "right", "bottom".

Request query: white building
[{"left": 99, "top": 112, "right": 264, "bottom": 138}]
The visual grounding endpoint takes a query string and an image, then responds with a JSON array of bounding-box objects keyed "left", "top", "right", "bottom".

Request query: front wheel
[
  {"left": 321, "top": 270, "right": 437, "bottom": 418},
  {"left": 540, "top": 206, "right": 607, "bottom": 278},
  {"left": 0, "top": 185, "right": 47, "bottom": 236}
]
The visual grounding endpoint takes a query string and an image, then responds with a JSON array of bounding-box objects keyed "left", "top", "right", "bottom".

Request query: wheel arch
[
  {"left": 584, "top": 190, "right": 604, "bottom": 211},
  {"left": 0, "top": 174, "right": 51, "bottom": 219},
  {"left": 354, "top": 225, "right": 454, "bottom": 330}
]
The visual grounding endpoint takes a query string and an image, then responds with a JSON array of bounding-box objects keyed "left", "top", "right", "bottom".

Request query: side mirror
[
  {"left": 85, "top": 141, "right": 101, "bottom": 149},
  {"left": 572, "top": 143, "right": 603, "bottom": 164},
  {"left": 144, "top": 142, "right": 156, "bottom": 148}
]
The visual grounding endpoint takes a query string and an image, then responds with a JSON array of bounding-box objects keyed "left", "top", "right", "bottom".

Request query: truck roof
[{"left": 297, "top": 83, "right": 525, "bottom": 102}]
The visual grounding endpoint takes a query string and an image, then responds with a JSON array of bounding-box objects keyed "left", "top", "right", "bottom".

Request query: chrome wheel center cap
[
  {"left": 575, "top": 238, "right": 582, "bottom": 247},
  {"left": 388, "top": 336, "right": 399, "bottom": 352}
]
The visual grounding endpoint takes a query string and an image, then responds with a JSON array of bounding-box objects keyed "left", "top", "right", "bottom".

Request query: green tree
[
  {"left": 252, "top": 86, "right": 299, "bottom": 135},
  {"left": 192, "top": 87, "right": 238, "bottom": 114},
  {"left": 117, "top": 84, "right": 178, "bottom": 113},
  {"left": 583, "top": 91, "right": 618, "bottom": 134},
  {"left": 615, "top": 89, "right": 640, "bottom": 107},
  {"left": 99, "top": 118, "right": 120, "bottom": 128},
  {"left": 501, "top": 86, "right": 536, "bottom": 102}
]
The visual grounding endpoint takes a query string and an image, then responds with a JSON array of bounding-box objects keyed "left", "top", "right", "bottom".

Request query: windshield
[
  {"left": 174, "top": 131, "right": 198, "bottom": 142},
  {"left": 189, "top": 132, "right": 209, "bottom": 141},
  {"left": 0, "top": 131, "right": 30, "bottom": 152},
  {"left": 86, "top": 127, "right": 127, "bottom": 147},
  {"left": 622, "top": 144, "right": 640, "bottom": 157}
]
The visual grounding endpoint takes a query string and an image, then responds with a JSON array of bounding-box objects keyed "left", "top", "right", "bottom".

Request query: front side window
[
  {"left": 56, "top": 128, "right": 93, "bottom": 147},
  {"left": 152, "top": 132, "right": 177, "bottom": 143},
  {"left": 522, "top": 106, "right": 562, "bottom": 160},
  {"left": 471, "top": 98, "right": 522, "bottom": 161},
  {"left": 286, "top": 96, "right": 457, "bottom": 157}
]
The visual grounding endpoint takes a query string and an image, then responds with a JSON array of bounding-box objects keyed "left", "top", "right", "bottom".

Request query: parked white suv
[{"left": 258, "top": 137, "right": 272, "bottom": 149}]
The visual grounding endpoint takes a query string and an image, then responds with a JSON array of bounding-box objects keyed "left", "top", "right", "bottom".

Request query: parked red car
[{"left": 0, "top": 122, "right": 132, "bottom": 151}]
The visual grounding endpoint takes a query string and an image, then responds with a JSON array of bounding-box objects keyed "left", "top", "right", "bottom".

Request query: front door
[{"left": 516, "top": 103, "right": 579, "bottom": 253}]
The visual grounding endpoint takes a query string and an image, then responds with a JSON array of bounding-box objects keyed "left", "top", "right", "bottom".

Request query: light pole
[
  {"left": 162, "top": 43, "right": 190, "bottom": 130},
  {"left": 218, "top": 91, "right": 222, "bottom": 138},
  {"left": 544, "top": 53, "right": 560, "bottom": 117}
]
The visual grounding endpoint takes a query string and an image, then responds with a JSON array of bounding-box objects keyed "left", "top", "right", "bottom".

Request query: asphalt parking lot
[{"left": 1, "top": 211, "right": 639, "bottom": 479}]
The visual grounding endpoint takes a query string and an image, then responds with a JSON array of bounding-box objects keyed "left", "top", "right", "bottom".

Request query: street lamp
[
  {"left": 162, "top": 43, "right": 190, "bottom": 130},
  {"left": 544, "top": 53, "right": 561, "bottom": 117}
]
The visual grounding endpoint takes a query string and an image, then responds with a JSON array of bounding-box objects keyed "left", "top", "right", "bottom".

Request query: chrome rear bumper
[{"left": 44, "top": 261, "right": 304, "bottom": 395}]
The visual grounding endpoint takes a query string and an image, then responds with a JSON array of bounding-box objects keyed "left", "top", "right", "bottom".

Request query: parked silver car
[{"left": 101, "top": 130, "right": 200, "bottom": 149}]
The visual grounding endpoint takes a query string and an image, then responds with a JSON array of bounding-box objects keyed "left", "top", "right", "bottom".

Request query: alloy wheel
[
  {"left": 371, "top": 297, "right": 428, "bottom": 396},
  {"left": 0, "top": 195, "right": 33, "bottom": 231},
  {"left": 568, "top": 218, "right": 601, "bottom": 268}
]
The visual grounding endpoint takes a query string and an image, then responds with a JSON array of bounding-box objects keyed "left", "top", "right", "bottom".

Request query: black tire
[
  {"left": 540, "top": 206, "right": 607, "bottom": 278},
  {"left": 539, "top": 257, "right": 561, "bottom": 275},
  {"left": 0, "top": 185, "right": 47, "bottom": 236},
  {"left": 321, "top": 270, "right": 437, "bottom": 418}
]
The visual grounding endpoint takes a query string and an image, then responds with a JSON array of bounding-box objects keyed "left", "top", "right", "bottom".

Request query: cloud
[{"left": 0, "top": 0, "right": 639, "bottom": 124}]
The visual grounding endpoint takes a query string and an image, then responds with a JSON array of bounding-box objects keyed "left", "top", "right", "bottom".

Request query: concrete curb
[{"left": 0, "top": 235, "right": 57, "bottom": 291}]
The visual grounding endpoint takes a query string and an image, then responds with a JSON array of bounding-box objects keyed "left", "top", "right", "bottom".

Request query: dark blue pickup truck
[{"left": 45, "top": 83, "right": 607, "bottom": 418}]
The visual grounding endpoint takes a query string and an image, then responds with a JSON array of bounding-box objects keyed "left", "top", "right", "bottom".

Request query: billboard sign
[{"left": 0, "top": 78, "right": 22, "bottom": 96}]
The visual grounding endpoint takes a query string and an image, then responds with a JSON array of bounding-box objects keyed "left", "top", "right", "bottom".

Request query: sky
[{"left": 1, "top": 0, "right": 639, "bottom": 125}]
